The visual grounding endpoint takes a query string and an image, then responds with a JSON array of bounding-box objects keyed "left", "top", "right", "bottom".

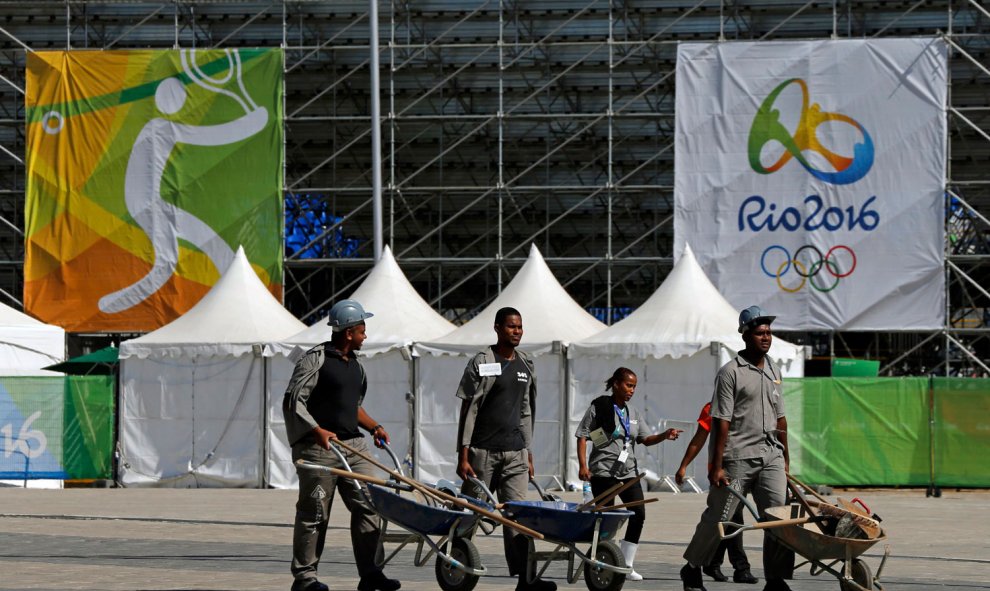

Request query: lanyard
[{"left": 613, "top": 404, "right": 631, "bottom": 443}]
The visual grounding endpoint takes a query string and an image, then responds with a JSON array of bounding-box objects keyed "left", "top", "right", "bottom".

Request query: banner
[
  {"left": 674, "top": 39, "right": 947, "bottom": 330},
  {"left": 0, "top": 376, "right": 114, "bottom": 480},
  {"left": 25, "top": 49, "right": 283, "bottom": 332}
]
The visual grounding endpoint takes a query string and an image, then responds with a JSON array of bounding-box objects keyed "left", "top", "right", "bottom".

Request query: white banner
[{"left": 674, "top": 39, "right": 947, "bottom": 330}]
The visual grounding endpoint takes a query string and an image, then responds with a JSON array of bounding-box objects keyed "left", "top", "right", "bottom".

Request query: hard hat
[
  {"left": 738, "top": 305, "right": 776, "bottom": 334},
  {"left": 327, "top": 299, "right": 374, "bottom": 331}
]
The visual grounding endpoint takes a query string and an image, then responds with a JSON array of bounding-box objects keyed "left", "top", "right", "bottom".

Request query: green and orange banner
[{"left": 25, "top": 49, "right": 283, "bottom": 332}]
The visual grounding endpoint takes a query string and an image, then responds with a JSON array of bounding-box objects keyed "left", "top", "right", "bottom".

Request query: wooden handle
[
  {"left": 583, "top": 473, "right": 646, "bottom": 512},
  {"left": 576, "top": 481, "right": 624, "bottom": 512},
  {"left": 592, "top": 497, "right": 658, "bottom": 512},
  {"left": 331, "top": 439, "right": 545, "bottom": 540},
  {"left": 786, "top": 479, "right": 829, "bottom": 535},
  {"left": 786, "top": 474, "right": 830, "bottom": 504}
]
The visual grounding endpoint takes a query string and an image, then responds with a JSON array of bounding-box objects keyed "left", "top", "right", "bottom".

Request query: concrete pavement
[{"left": 0, "top": 486, "right": 987, "bottom": 590}]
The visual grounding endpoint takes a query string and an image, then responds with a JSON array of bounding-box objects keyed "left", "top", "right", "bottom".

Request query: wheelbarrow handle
[{"left": 718, "top": 516, "right": 816, "bottom": 540}]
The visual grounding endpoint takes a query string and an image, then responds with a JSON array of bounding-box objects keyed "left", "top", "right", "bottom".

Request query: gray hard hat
[
  {"left": 327, "top": 299, "right": 374, "bottom": 331},
  {"left": 738, "top": 305, "right": 776, "bottom": 334}
]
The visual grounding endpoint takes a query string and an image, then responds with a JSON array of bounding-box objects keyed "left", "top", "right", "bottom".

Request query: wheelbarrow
[
  {"left": 718, "top": 479, "right": 890, "bottom": 591},
  {"left": 467, "top": 476, "right": 636, "bottom": 591},
  {"left": 297, "top": 442, "right": 490, "bottom": 591}
]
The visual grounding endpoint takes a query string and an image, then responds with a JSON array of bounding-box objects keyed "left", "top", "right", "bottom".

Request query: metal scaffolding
[{"left": 0, "top": 0, "right": 987, "bottom": 374}]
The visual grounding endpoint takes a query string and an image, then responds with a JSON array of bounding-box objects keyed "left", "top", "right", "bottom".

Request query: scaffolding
[{"left": 0, "top": 0, "right": 987, "bottom": 374}]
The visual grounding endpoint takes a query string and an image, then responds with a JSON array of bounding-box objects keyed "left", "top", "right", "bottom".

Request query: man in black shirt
[
  {"left": 283, "top": 299, "right": 400, "bottom": 591},
  {"left": 455, "top": 307, "right": 555, "bottom": 591}
]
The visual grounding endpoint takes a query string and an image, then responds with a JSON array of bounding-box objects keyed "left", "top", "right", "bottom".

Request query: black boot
[
  {"left": 680, "top": 564, "right": 708, "bottom": 591},
  {"left": 703, "top": 565, "right": 728, "bottom": 582},
  {"left": 734, "top": 569, "right": 759, "bottom": 584},
  {"left": 762, "top": 579, "right": 790, "bottom": 591},
  {"left": 357, "top": 571, "right": 401, "bottom": 591}
]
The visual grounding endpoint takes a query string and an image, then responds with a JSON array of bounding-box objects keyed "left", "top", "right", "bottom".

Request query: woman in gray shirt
[{"left": 575, "top": 367, "right": 682, "bottom": 580}]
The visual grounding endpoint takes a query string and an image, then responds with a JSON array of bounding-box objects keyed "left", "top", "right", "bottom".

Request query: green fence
[
  {"left": 0, "top": 375, "right": 114, "bottom": 480},
  {"left": 785, "top": 377, "right": 990, "bottom": 487}
]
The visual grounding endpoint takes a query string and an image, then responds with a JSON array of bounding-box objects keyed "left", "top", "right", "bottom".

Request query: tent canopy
[
  {"left": 120, "top": 246, "right": 306, "bottom": 359},
  {"left": 44, "top": 345, "right": 118, "bottom": 375},
  {"left": 416, "top": 244, "right": 605, "bottom": 355},
  {"left": 285, "top": 245, "right": 454, "bottom": 355},
  {"left": 570, "top": 244, "right": 804, "bottom": 362},
  {"left": 0, "top": 301, "right": 65, "bottom": 374}
]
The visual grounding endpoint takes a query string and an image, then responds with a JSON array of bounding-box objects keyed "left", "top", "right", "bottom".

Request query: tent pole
[{"left": 261, "top": 354, "right": 270, "bottom": 488}]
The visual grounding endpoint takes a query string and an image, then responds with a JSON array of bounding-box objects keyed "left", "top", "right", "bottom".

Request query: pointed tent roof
[
  {"left": 120, "top": 247, "right": 306, "bottom": 359},
  {"left": 0, "top": 301, "right": 65, "bottom": 373},
  {"left": 417, "top": 244, "right": 606, "bottom": 355},
  {"left": 570, "top": 244, "right": 803, "bottom": 362},
  {"left": 285, "top": 245, "right": 455, "bottom": 355}
]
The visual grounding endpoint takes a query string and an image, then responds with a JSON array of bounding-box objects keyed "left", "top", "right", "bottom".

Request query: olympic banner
[
  {"left": 25, "top": 49, "right": 283, "bottom": 332},
  {"left": 0, "top": 376, "right": 114, "bottom": 480},
  {"left": 674, "top": 39, "right": 947, "bottom": 330}
]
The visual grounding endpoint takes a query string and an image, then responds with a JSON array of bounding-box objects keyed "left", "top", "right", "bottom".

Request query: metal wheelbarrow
[
  {"left": 719, "top": 482, "right": 890, "bottom": 591},
  {"left": 298, "top": 443, "right": 489, "bottom": 591},
  {"left": 469, "top": 477, "right": 634, "bottom": 591}
]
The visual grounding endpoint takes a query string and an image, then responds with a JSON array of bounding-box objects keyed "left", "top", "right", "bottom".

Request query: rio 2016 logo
[
  {"left": 748, "top": 78, "right": 874, "bottom": 185},
  {"left": 745, "top": 79, "right": 876, "bottom": 293}
]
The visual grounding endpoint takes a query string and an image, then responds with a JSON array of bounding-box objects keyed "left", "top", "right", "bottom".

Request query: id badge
[
  {"left": 617, "top": 443, "right": 629, "bottom": 463},
  {"left": 478, "top": 363, "right": 502, "bottom": 376}
]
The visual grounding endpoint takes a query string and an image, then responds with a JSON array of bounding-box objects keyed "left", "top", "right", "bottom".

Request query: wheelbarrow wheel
[
  {"left": 583, "top": 541, "right": 626, "bottom": 591},
  {"left": 435, "top": 537, "right": 481, "bottom": 591},
  {"left": 839, "top": 559, "right": 873, "bottom": 591}
]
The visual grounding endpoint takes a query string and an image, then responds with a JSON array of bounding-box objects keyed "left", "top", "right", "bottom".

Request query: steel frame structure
[{"left": 0, "top": 0, "right": 987, "bottom": 375}]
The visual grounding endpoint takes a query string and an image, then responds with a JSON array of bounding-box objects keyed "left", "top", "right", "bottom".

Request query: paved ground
[{"left": 0, "top": 485, "right": 987, "bottom": 591}]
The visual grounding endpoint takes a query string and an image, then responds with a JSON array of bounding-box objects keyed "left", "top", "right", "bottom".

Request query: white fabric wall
[
  {"left": 120, "top": 354, "right": 265, "bottom": 487},
  {"left": 266, "top": 349, "right": 414, "bottom": 488},
  {"left": 414, "top": 351, "right": 564, "bottom": 486}
]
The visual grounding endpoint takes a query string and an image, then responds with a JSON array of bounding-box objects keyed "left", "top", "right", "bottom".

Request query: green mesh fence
[
  {"left": 785, "top": 377, "right": 990, "bottom": 487},
  {"left": 932, "top": 378, "right": 990, "bottom": 487},
  {"left": 785, "top": 378, "right": 930, "bottom": 486},
  {"left": 0, "top": 375, "right": 114, "bottom": 480}
]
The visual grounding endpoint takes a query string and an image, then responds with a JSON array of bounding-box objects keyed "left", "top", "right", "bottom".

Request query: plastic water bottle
[{"left": 582, "top": 481, "right": 593, "bottom": 503}]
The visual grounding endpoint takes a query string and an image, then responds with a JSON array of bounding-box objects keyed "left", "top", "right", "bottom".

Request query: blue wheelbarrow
[
  {"left": 298, "top": 443, "right": 489, "bottom": 591},
  {"left": 468, "top": 477, "right": 634, "bottom": 591}
]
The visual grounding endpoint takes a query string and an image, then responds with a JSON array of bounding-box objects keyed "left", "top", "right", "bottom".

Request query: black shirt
[
  {"left": 307, "top": 345, "right": 366, "bottom": 440},
  {"left": 470, "top": 351, "right": 530, "bottom": 451}
]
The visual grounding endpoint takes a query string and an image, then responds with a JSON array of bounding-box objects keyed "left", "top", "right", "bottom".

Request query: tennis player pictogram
[{"left": 98, "top": 49, "right": 269, "bottom": 314}]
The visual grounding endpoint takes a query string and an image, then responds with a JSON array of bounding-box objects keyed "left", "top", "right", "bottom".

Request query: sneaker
[
  {"left": 762, "top": 579, "right": 790, "bottom": 591},
  {"left": 703, "top": 565, "right": 728, "bottom": 582},
  {"left": 357, "top": 571, "right": 401, "bottom": 591},
  {"left": 516, "top": 578, "right": 558, "bottom": 591},
  {"left": 680, "top": 564, "right": 708, "bottom": 591},
  {"left": 734, "top": 569, "right": 759, "bottom": 584},
  {"left": 291, "top": 579, "right": 329, "bottom": 591}
]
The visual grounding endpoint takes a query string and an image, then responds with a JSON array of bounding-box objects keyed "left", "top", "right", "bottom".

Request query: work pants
[
  {"left": 291, "top": 437, "right": 383, "bottom": 585},
  {"left": 683, "top": 446, "right": 794, "bottom": 580},
  {"left": 461, "top": 447, "right": 530, "bottom": 575},
  {"left": 710, "top": 504, "right": 751, "bottom": 571}
]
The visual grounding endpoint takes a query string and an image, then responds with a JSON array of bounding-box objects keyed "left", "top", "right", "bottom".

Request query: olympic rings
[{"left": 760, "top": 244, "right": 856, "bottom": 292}]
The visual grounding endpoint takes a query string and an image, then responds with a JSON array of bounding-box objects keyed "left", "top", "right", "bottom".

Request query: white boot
[{"left": 619, "top": 540, "right": 643, "bottom": 581}]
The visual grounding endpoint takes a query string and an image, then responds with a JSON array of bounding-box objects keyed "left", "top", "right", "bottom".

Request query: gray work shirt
[
  {"left": 711, "top": 354, "right": 786, "bottom": 461},
  {"left": 575, "top": 401, "right": 651, "bottom": 478}
]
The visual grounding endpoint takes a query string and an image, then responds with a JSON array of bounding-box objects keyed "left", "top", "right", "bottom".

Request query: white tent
[
  {"left": 267, "top": 245, "right": 455, "bottom": 487},
  {"left": 412, "top": 244, "right": 606, "bottom": 485},
  {"left": 0, "top": 303, "right": 65, "bottom": 375},
  {"left": 566, "top": 244, "right": 806, "bottom": 486},
  {"left": 119, "top": 247, "right": 306, "bottom": 487}
]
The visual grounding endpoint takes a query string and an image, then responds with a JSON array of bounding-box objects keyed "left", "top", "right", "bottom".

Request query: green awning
[{"left": 43, "top": 346, "right": 119, "bottom": 375}]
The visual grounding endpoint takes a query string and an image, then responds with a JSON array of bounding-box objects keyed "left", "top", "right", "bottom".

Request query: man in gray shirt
[
  {"left": 455, "top": 307, "right": 555, "bottom": 591},
  {"left": 680, "top": 305, "right": 795, "bottom": 591}
]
